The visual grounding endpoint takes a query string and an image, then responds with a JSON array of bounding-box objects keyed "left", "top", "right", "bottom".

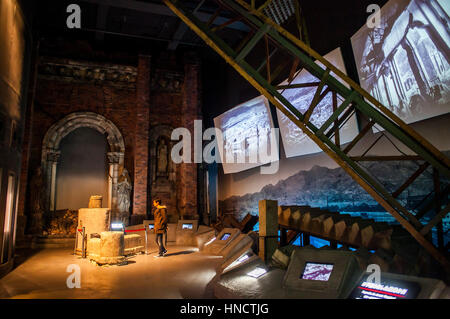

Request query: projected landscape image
[
  {"left": 276, "top": 48, "right": 359, "bottom": 158},
  {"left": 214, "top": 96, "right": 278, "bottom": 174},
  {"left": 351, "top": 0, "right": 450, "bottom": 126}
]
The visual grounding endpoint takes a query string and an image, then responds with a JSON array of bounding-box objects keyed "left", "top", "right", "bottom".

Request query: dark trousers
[{"left": 156, "top": 232, "right": 166, "bottom": 255}]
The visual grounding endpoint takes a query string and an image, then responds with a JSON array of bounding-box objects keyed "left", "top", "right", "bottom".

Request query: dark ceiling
[
  {"left": 28, "top": 0, "right": 389, "bottom": 119},
  {"left": 31, "top": 0, "right": 387, "bottom": 60}
]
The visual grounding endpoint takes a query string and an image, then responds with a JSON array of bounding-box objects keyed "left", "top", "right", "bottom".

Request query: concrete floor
[{"left": 0, "top": 244, "right": 223, "bottom": 299}]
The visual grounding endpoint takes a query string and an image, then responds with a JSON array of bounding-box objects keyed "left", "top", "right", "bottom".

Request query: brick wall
[
  {"left": 133, "top": 55, "right": 151, "bottom": 216},
  {"left": 179, "top": 56, "right": 202, "bottom": 218},
  {"left": 19, "top": 52, "right": 203, "bottom": 234}
]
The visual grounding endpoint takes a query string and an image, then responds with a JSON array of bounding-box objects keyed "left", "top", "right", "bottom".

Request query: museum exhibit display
[
  {"left": 175, "top": 219, "right": 199, "bottom": 245},
  {"left": 0, "top": 0, "right": 448, "bottom": 306},
  {"left": 282, "top": 247, "right": 362, "bottom": 298},
  {"left": 202, "top": 228, "right": 242, "bottom": 255},
  {"left": 221, "top": 249, "right": 260, "bottom": 274}
]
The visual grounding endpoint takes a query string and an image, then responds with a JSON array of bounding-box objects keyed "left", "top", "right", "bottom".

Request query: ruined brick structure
[{"left": 17, "top": 51, "right": 202, "bottom": 238}]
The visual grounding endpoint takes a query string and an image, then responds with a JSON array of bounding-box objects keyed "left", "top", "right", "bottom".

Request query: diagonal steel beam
[
  {"left": 392, "top": 162, "right": 430, "bottom": 198},
  {"left": 420, "top": 204, "right": 450, "bottom": 236}
]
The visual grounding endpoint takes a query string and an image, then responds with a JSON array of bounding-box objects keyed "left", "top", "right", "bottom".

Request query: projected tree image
[{"left": 351, "top": 0, "right": 450, "bottom": 126}]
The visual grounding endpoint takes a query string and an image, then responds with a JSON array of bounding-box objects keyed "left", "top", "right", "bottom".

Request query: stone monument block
[
  {"left": 88, "top": 195, "right": 103, "bottom": 208},
  {"left": 100, "top": 231, "right": 124, "bottom": 257},
  {"left": 77, "top": 208, "right": 110, "bottom": 254},
  {"left": 258, "top": 200, "right": 278, "bottom": 237}
]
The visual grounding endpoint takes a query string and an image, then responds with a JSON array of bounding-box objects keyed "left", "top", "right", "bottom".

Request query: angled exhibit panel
[
  {"left": 175, "top": 219, "right": 199, "bottom": 245},
  {"left": 214, "top": 257, "right": 288, "bottom": 299},
  {"left": 202, "top": 228, "right": 241, "bottom": 255},
  {"left": 221, "top": 248, "right": 259, "bottom": 274},
  {"left": 282, "top": 247, "right": 362, "bottom": 298}
]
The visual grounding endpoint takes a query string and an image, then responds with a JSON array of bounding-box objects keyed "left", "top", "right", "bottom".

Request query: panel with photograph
[
  {"left": 276, "top": 48, "right": 360, "bottom": 158},
  {"left": 214, "top": 96, "right": 279, "bottom": 174},
  {"left": 351, "top": 0, "right": 450, "bottom": 128}
]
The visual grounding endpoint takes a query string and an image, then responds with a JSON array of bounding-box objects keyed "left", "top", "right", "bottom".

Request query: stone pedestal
[
  {"left": 90, "top": 231, "right": 126, "bottom": 265},
  {"left": 88, "top": 195, "right": 103, "bottom": 208},
  {"left": 258, "top": 200, "right": 278, "bottom": 264}
]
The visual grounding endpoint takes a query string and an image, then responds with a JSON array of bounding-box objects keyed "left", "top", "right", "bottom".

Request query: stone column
[
  {"left": 180, "top": 53, "right": 202, "bottom": 219},
  {"left": 107, "top": 151, "right": 124, "bottom": 215},
  {"left": 133, "top": 55, "right": 151, "bottom": 216},
  {"left": 45, "top": 149, "right": 60, "bottom": 213},
  {"left": 258, "top": 199, "right": 278, "bottom": 264}
]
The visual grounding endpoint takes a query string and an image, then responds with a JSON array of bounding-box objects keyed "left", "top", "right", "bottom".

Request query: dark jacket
[{"left": 154, "top": 205, "right": 168, "bottom": 234}]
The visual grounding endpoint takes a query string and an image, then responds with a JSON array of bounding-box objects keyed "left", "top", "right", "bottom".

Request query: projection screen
[
  {"left": 214, "top": 95, "right": 279, "bottom": 174},
  {"left": 351, "top": 0, "right": 450, "bottom": 129},
  {"left": 276, "top": 48, "right": 359, "bottom": 158}
]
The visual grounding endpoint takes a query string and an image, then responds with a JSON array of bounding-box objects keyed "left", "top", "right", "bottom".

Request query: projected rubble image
[
  {"left": 351, "top": 0, "right": 450, "bottom": 126},
  {"left": 214, "top": 95, "right": 278, "bottom": 174},
  {"left": 277, "top": 48, "right": 359, "bottom": 158},
  {"left": 301, "top": 263, "right": 334, "bottom": 281}
]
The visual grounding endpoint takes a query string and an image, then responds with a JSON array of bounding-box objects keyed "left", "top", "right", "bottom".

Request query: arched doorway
[
  {"left": 41, "top": 112, "right": 126, "bottom": 220},
  {"left": 56, "top": 127, "right": 109, "bottom": 211}
]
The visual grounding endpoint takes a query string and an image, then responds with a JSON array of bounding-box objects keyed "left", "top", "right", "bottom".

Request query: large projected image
[
  {"left": 351, "top": 0, "right": 450, "bottom": 127},
  {"left": 276, "top": 48, "right": 359, "bottom": 158},
  {"left": 214, "top": 96, "right": 278, "bottom": 174}
]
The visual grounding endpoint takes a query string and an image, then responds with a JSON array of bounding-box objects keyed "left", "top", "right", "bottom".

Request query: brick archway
[{"left": 41, "top": 112, "right": 125, "bottom": 216}]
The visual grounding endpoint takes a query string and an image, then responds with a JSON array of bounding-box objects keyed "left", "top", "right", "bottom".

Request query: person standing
[{"left": 153, "top": 198, "right": 168, "bottom": 257}]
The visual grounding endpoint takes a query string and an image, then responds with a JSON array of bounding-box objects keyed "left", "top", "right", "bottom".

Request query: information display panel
[
  {"left": 349, "top": 274, "right": 421, "bottom": 299},
  {"left": 202, "top": 228, "right": 241, "bottom": 255},
  {"left": 221, "top": 233, "right": 231, "bottom": 241},
  {"left": 348, "top": 271, "right": 448, "bottom": 299},
  {"left": 282, "top": 247, "right": 361, "bottom": 298}
]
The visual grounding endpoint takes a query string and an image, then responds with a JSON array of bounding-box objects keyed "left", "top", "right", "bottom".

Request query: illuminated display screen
[
  {"left": 148, "top": 224, "right": 154, "bottom": 230},
  {"left": 111, "top": 223, "right": 124, "bottom": 230},
  {"left": 276, "top": 48, "right": 359, "bottom": 158},
  {"left": 225, "top": 253, "right": 252, "bottom": 272},
  {"left": 221, "top": 233, "right": 231, "bottom": 241},
  {"left": 301, "top": 262, "right": 334, "bottom": 281},
  {"left": 214, "top": 95, "right": 279, "bottom": 174},
  {"left": 182, "top": 223, "right": 193, "bottom": 230},
  {"left": 237, "top": 254, "right": 250, "bottom": 263},
  {"left": 349, "top": 275, "right": 421, "bottom": 299},
  {"left": 351, "top": 0, "right": 450, "bottom": 128},
  {"left": 247, "top": 267, "right": 267, "bottom": 278}
]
